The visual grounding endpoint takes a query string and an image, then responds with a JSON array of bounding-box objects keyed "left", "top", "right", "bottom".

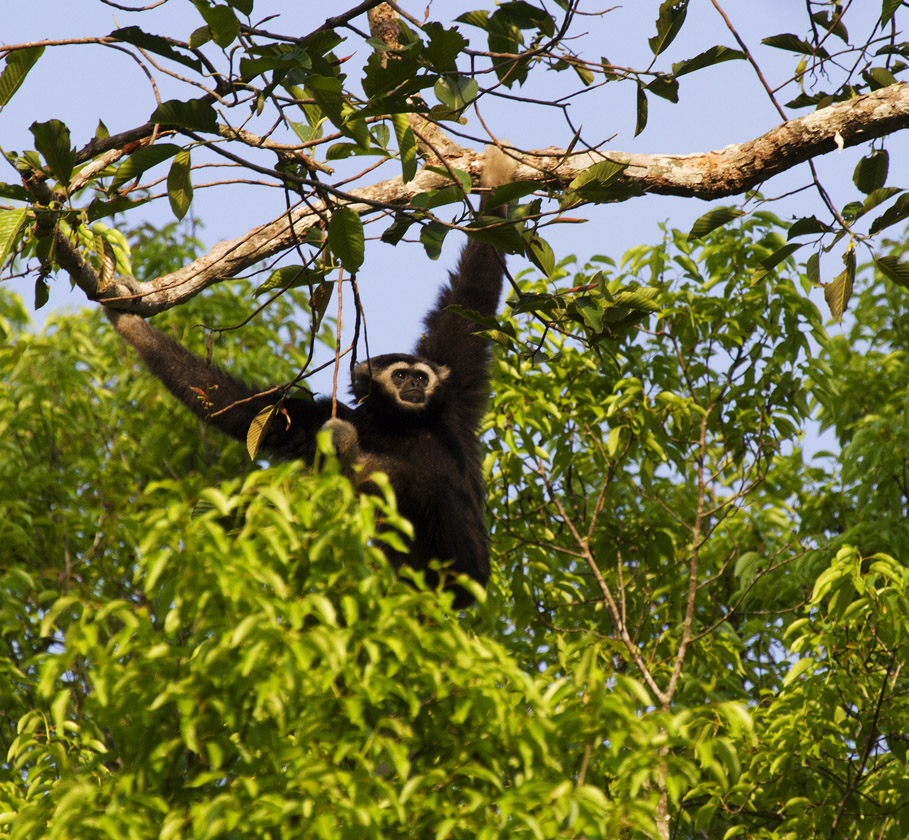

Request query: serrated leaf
[
  {"left": 853, "top": 150, "right": 889, "bottom": 194},
  {"left": 30, "top": 119, "right": 75, "bottom": 185},
  {"left": 150, "top": 98, "right": 218, "bottom": 133},
  {"left": 0, "top": 46, "right": 43, "bottom": 110},
  {"left": 327, "top": 206, "right": 364, "bottom": 273},
  {"left": 422, "top": 23, "right": 469, "bottom": 72},
  {"left": 167, "top": 150, "right": 193, "bottom": 220},
  {"left": 0, "top": 208, "right": 28, "bottom": 271},
  {"left": 687, "top": 207, "right": 744, "bottom": 241},
  {"left": 110, "top": 144, "right": 181, "bottom": 191},
  {"left": 648, "top": 0, "right": 689, "bottom": 57}
]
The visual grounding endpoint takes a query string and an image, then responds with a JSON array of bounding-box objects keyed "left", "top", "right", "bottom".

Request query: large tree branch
[{"left": 87, "top": 83, "right": 909, "bottom": 313}]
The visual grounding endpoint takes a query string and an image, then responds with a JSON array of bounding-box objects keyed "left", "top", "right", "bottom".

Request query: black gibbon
[{"left": 105, "top": 148, "right": 516, "bottom": 607}]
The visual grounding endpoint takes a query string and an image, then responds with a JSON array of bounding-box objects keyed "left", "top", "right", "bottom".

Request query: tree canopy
[{"left": 3, "top": 2, "right": 909, "bottom": 839}]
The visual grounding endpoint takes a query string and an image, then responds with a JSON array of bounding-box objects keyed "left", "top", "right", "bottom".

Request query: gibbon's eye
[
  {"left": 414, "top": 372, "right": 428, "bottom": 384},
  {"left": 392, "top": 370, "right": 407, "bottom": 382}
]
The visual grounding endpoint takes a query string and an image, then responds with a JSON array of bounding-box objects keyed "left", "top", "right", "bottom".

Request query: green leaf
[
  {"left": 782, "top": 656, "right": 815, "bottom": 686},
  {"left": 34, "top": 275, "right": 49, "bottom": 309},
  {"left": 240, "top": 45, "right": 312, "bottom": 82},
  {"left": 112, "top": 27, "right": 202, "bottom": 72},
  {"left": 381, "top": 213, "right": 418, "bottom": 246},
  {"left": 484, "top": 180, "right": 536, "bottom": 211},
  {"left": 455, "top": 10, "right": 490, "bottom": 31},
  {"left": 167, "top": 150, "right": 193, "bottom": 220},
  {"left": 419, "top": 220, "right": 448, "bottom": 259},
  {"left": 391, "top": 114, "right": 417, "bottom": 183},
  {"left": 434, "top": 75, "right": 478, "bottom": 112},
  {"left": 870, "top": 192, "right": 909, "bottom": 234},
  {"left": 648, "top": 0, "right": 689, "bottom": 57},
  {"left": 866, "top": 67, "right": 897, "bottom": 89},
  {"left": 762, "top": 33, "right": 829, "bottom": 58},
  {"left": 30, "top": 119, "right": 75, "bottom": 185},
  {"left": 634, "top": 83, "right": 648, "bottom": 136},
  {"left": 527, "top": 235, "right": 555, "bottom": 277},
  {"left": 687, "top": 207, "right": 744, "bottom": 241},
  {"left": 569, "top": 160, "right": 636, "bottom": 204},
  {"left": 646, "top": 74, "right": 679, "bottom": 103},
  {"left": 247, "top": 404, "right": 280, "bottom": 460},
  {"left": 188, "top": 26, "right": 212, "bottom": 49},
  {"left": 824, "top": 247, "right": 855, "bottom": 321},
  {"left": 0, "top": 46, "right": 43, "bottom": 110},
  {"left": 0, "top": 208, "right": 28, "bottom": 271},
  {"left": 874, "top": 255, "right": 909, "bottom": 289},
  {"left": 672, "top": 45, "right": 744, "bottom": 77},
  {"left": 852, "top": 150, "right": 889, "bottom": 194},
  {"left": 787, "top": 216, "right": 833, "bottom": 239},
  {"left": 150, "top": 99, "right": 219, "bottom": 133},
  {"left": 881, "top": 0, "right": 901, "bottom": 25},
  {"left": 193, "top": 1, "right": 239, "bottom": 48},
  {"left": 327, "top": 206, "right": 364, "bottom": 273},
  {"left": 411, "top": 186, "right": 467, "bottom": 210},
  {"left": 422, "top": 23, "right": 469, "bottom": 72},
  {"left": 227, "top": 0, "right": 253, "bottom": 15},
  {"left": 110, "top": 144, "right": 181, "bottom": 191},
  {"left": 754, "top": 243, "right": 802, "bottom": 279}
]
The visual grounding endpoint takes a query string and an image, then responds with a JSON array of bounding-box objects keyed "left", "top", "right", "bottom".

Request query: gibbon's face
[{"left": 352, "top": 355, "right": 450, "bottom": 412}]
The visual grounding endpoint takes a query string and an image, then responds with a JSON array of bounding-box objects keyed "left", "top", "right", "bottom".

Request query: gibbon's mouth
[{"left": 400, "top": 388, "right": 425, "bottom": 404}]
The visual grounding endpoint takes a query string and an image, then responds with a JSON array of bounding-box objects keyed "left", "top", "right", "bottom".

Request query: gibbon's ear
[{"left": 436, "top": 364, "right": 451, "bottom": 381}]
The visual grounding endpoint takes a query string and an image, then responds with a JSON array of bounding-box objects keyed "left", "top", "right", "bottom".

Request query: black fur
[{"left": 106, "top": 149, "right": 514, "bottom": 608}]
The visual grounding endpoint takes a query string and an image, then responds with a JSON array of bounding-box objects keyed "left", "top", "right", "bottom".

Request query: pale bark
[{"left": 78, "top": 82, "right": 909, "bottom": 313}]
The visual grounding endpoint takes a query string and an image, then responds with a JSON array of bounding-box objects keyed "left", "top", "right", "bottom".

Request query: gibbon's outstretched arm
[
  {"left": 416, "top": 146, "right": 516, "bottom": 431},
  {"left": 105, "top": 309, "right": 342, "bottom": 460}
]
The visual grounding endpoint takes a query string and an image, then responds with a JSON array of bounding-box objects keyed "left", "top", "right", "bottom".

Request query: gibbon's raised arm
[
  {"left": 415, "top": 146, "right": 515, "bottom": 430},
  {"left": 106, "top": 309, "right": 339, "bottom": 460}
]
